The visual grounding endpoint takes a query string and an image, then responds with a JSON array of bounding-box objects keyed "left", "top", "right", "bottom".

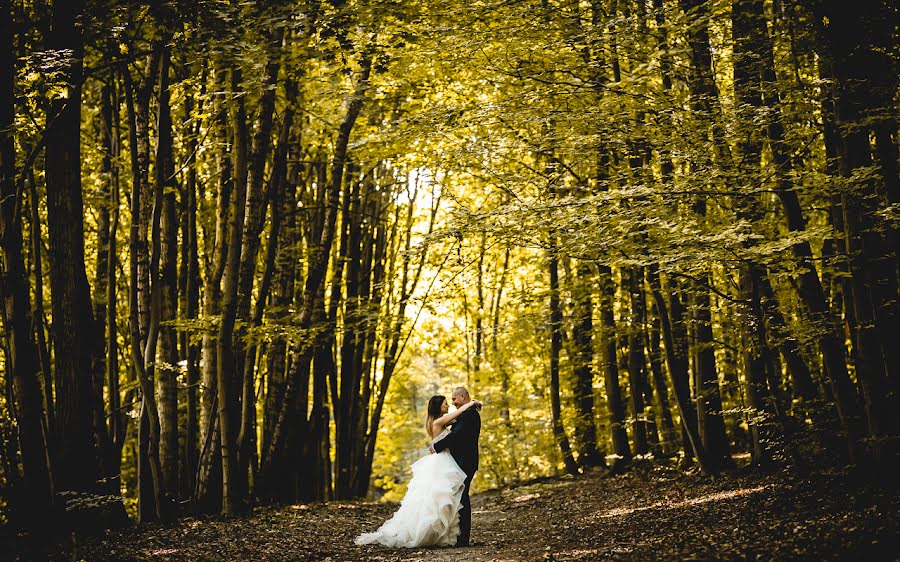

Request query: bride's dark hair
[{"left": 425, "top": 395, "right": 446, "bottom": 438}]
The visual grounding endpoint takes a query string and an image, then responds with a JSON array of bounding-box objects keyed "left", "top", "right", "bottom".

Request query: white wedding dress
[{"left": 355, "top": 428, "right": 467, "bottom": 547}]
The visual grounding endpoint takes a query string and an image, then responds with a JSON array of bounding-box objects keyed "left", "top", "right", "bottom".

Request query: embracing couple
[{"left": 355, "top": 387, "right": 482, "bottom": 548}]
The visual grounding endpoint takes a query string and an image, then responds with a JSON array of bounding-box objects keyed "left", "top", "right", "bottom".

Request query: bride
[{"left": 355, "top": 394, "right": 482, "bottom": 548}]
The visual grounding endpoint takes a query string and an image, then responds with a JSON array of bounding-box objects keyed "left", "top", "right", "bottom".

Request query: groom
[{"left": 430, "top": 386, "right": 481, "bottom": 547}]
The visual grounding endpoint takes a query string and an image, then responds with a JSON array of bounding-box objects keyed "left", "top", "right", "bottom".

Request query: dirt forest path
[{"left": 67, "top": 465, "right": 897, "bottom": 561}]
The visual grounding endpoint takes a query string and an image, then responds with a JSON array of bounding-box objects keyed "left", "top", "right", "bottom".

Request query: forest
[{"left": 0, "top": 0, "right": 897, "bottom": 559}]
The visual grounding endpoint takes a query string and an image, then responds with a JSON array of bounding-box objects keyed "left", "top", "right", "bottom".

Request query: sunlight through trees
[{"left": 0, "top": 0, "right": 897, "bottom": 546}]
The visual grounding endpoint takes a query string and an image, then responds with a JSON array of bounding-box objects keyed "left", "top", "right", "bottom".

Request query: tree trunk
[
  {"left": 351, "top": 183, "right": 383, "bottom": 498},
  {"left": 759, "top": 275, "right": 817, "bottom": 402},
  {"left": 870, "top": 123, "right": 900, "bottom": 383},
  {"left": 260, "top": 53, "right": 373, "bottom": 492},
  {"left": 760, "top": 0, "right": 866, "bottom": 459},
  {"left": 232, "top": 28, "right": 284, "bottom": 493},
  {"left": 27, "top": 170, "right": 55, "bottom": 442},
  {"left": 679, "top": 0, "right": 744, "bottom": 472},
  {"left": 353, "top": 182, "right": 389, "bottom": 498},
  {"left": 692, "top": 272, "right": 733, "bottom": 469},
  {"left": 154, "top": 44, "right": 180, "bottom": 501},
  {"left": 474, "top": 232, "right": 485, "bottom": 375},
  {"left": 100, "top": 73, "right": 124, "bottom": 480},
  {"left": 739, "top": 265, "right": 779, "bottom": 466},
  {"left": 310, "top": 301, "right": 335, "bottom": 501},
  {"left": 45, "top": 0, "right": 102, "bottom": 494},
  {"left": 92, "top": 76, "right": 114, "bottom": 491},
  {"left": 195, "top": 65, "right": 231, "bottom": 512},
  {"left": 238, "top": 99, "right": 293, "bottom": 496},
  {"left": 493, "top": 245, "right": 513, "bottom": 423},
  {"left": 571, "top": 262, "right": 603, "bottom": 467},
  {"left": 217, "top": 67, "right": 249, "bottom": 516},
  {"left": 548, "top": 231, "right": 579, "bottom": 475},
  {"left": 358, "top": 177, "right": 441, "bottom": 497},
  {"left": 335, "top": 173, "right": 365, "bottom": 499},
  {"left": 646, "top": 291, "right": 677, "bottom": 453},
  {"left": 647, "top": 267, "right": 714, "bottom": 474},
  {"left": 0, "top": 2, "right": 54, "bottom": 526},
  {"left": 819, "top": 0, "right": 898, "bottom": 445},
  {"left": 132, "top": 49, "right": 158, "bottom": 343},
  {"left": 624, "top": 267, "right": 649, "bottom": 456},
  {"left": 123, "top": 55, "right": 153, "bottom": 522},
  {"left": 261, "top": 122, "right": 299, "bottom": 481},
  {"left": 597, "top": 264, "right": 632, "bottom": 466},
  {"left": 179, "top": 69, "right": 202, "bottom": 497}
]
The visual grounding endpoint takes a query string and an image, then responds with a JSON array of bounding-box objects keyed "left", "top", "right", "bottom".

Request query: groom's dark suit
[{"left": 432, "top": 406, "right": 480, "bottom": 546}]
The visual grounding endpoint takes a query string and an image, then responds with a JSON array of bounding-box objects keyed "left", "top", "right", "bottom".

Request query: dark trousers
[{"left": 457, "top": 474, "right": 474, "bottom": 546}]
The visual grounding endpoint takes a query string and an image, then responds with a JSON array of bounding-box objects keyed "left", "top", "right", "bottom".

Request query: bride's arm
[{"left": 432, "top": 400, "right": 481, "bottom": 433}]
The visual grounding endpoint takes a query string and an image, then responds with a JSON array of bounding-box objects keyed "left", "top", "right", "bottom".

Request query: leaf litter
[{"left": 62, "top": 464, "right": 897, "bottom": 561}]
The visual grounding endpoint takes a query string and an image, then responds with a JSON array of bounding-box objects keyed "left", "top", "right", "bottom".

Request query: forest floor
[{"left": 54, "top": 460, "right": 898, "bottom": 561}]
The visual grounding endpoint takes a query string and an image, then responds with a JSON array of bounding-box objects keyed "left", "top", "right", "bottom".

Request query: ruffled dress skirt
[{"left": 355, "top": 450, "right": 467, "bottom": 547}]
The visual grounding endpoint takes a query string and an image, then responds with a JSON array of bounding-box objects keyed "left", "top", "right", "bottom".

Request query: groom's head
[{"left": 451, "top": 387, "right": 470, "bottom": 408}]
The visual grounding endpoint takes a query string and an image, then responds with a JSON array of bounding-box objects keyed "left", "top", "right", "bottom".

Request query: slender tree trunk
[
  {"left": 133, "top": 49, "right": 158, "bottom": 343},
  {"left": 154, "top": 44, "right": 180, "bottom": 501},
  {"left": 217, "top": 66, "right": 249, "bottom": 516},
  {"left": 195, "top": 66, "right": 231, "bottom": 511},
  {"left": 93, "top": 76, "right": 114, "bottom": 491},
  {"left": 548, "top": 231, "right": 579, "bottom": 475},
  {"left": 232, "top": 28, "right": 284, "bottom": 494},
  {"left": 624, "top": 267, "right": 649, "bottom": 456},
  {"left": 45, "top": 0, "right": 103, "bottom": 494},
  {"left": 28, "top": 170, "right": 54, "bottom": 440},
  {"left": 474, "top": 232, "right": 485, "bottom": 375},
  {"left": 647, "top": 267, "right": 714, "bottom": 474},
  {"left": 603, "top": 7, "right": 634, "bottom": 465},
  {"left": 571, "top": 262, "right": 603, "bottom": 467},
  {"left": 122, "top": 42, "right": 165, "bottom": 518},
  {"left": 126, "top": 48, "right": 172, "bottom": 523},
  {"left": 870, "top": 123, "right": 900, "bottom": 378},
  {"left": 732, "top": 0, "right": 797, "bottom": 466},
  {"left": 310, "top": 301, "right": 335, "bottom": 501},
  {"left": 180, "top": 70, "right": 202, "bottom": 497},
  {"left": 678, "top": 0, "right": 742, "bottom": 472},
  {"left": 123, "top": 56, "right": 152, "bottom": 522},
  {"left": 597, "top": 264, "right": 631, "bottom": 466},
  {"left": 739, "top": 265, "right": 779, "bottom": 465},
  {"left": 0, "top": 3, "right": 54, "bottom": 526},
  {"left": 238, "top": 100, "right": 292, "bottom": 496},
  {"left": 646, "top": 293, "right": 677, "bottom": 453},
  {"left": 692, "top": 271, "right": 733, "bottom": 469},
  {"left": 646, "top": 0, "right": 681, "bottom": 460},
  {"left": 100, "top": 73, "right": 124, "bottom": 479},
  {"left": 493, "top": 245, "right": 512, "bottom": 423},
  {"left": 353, "top": 181, "right": 390, "bottom": 498},
  {"left": 335, "top": 173, "right": 364, "bottom": 499},
  {"left": 351, "top": 184, "right": 382, "bottom": 498},
  {"left": 759, "top": 276, "right": 817, "bottom": 402},
  {"left": 261, "top": 115, "right": 299, "bottom": 477}
]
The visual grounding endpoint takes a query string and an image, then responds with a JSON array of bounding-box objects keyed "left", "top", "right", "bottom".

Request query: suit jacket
[{"left": 433, "top": 407, "right": 480, "bottom": 477}]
